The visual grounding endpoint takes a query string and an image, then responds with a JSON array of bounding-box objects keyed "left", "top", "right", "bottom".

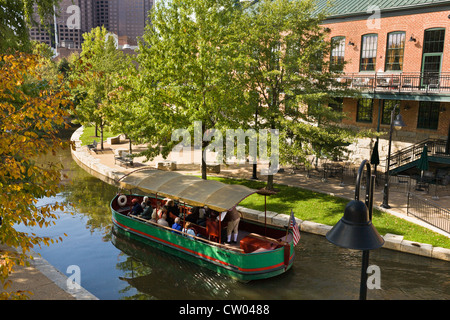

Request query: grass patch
[
  {"left": 79, "top": 126, "right": 117, "bottom": 146},
  {"left": 207, "top": 176, "right": 450, "bottom": 249}
]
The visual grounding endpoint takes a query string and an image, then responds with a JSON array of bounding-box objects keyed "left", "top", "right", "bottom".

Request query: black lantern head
[{"left": 326, "top": 200, "right": 384, "bottom": 251}]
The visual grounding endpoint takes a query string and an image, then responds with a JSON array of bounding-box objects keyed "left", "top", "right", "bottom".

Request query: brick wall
[
  {"left": 324, "top": 11, "right": 450, "bottom": 74},
  {"left": 323, "top": 10, "right": 450, "bottom": 140}
]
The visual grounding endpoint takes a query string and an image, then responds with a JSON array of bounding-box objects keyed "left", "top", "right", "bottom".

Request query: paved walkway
[{"left": 0, "top": 245, "right": 97, "bottom": 300}]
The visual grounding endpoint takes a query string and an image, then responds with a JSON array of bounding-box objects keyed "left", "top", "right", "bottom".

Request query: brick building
[{"left": 316, "top": 0, "right": 450, "bottom": 175}]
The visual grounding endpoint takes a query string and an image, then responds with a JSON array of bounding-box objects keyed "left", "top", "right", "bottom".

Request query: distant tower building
[{"left": 29, "top": 0, "right": 153, "bottom": 49}]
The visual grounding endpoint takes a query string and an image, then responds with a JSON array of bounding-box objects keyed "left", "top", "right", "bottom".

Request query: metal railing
[
  {"left": 387, "top": 138, "right": 449, "bottom": 173},
  {"left": 407, "top": 192, "right": 450, "bottom": 233},
  {"left": 337, "top": 72, "right": 450, "bottom": 94}
]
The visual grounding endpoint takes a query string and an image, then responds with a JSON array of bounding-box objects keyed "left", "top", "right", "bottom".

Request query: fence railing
[
  {"left": 387, "top": 138, "right": 449, "bottom": 173},
  {"left": 407, "top": 192, "right": 450, "bottom": 233},
  {"left": 337, "top": 72, "right": 450, "bottom": 94}
]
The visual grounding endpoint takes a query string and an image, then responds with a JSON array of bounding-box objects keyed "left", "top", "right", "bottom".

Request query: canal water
[{"left": 16, "top": 144, "right": 450, "bottom": 300}]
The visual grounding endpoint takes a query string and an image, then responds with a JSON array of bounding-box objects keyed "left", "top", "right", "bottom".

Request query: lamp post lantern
[
  {"left": 381, "top": 105, "right": 406, "bottom": 209},
  {"left": 326, "top": 160, "right": 385, "bottom": 300}
]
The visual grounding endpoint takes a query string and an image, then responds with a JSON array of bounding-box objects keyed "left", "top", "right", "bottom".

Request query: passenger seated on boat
[
  {"left": 140, "top": 204, "right": 154, "bottom": 220},
  {"left": 166, "top": 199, "right": 180, "bottom": 217},
  {"left": 150, "top": 211, "right": 158, "bottom": 223},
  {"left": 182, "top": 222, "right": 197, "bottom": 239},
  {"left": 198, "top": 206, "right": 208, "bottom": 226},
  {"left": 186, "top": 206, "right": 207, "bottom": 227},
  {"left": 186, "top": 207, "right": 200, "bottom": 223},
  {"left": 171, "top": 217, "right": 182, "bottom": 233},
  {"left": 141, "top": 196, "right": 152, "bottom": 210},
  {"left": 130, "top": 198, "right": 143, "bottom": 216},
  {"left": 157, "top": 213, "right": 169, "bottom": 227},
  {"left": 158, "top": 205, "right": 175, "bottom": 225}
]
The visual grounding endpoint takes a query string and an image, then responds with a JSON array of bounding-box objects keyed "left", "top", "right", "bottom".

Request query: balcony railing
[{"left": 336, "top": 72, "right": 450, "bottom": 94}]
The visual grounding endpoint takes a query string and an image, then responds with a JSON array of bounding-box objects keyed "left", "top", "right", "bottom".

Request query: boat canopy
[{"left": 119, "top": 169, "right": 258, "bottom": 212}]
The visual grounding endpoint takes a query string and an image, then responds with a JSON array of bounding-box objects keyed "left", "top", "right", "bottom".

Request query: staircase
[{"left": 387, "top": 138, "right": 450, "bottom": 175}]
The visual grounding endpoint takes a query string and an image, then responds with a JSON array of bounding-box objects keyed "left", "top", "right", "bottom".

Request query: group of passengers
[
  {"left": 128, "top": 196, "right": 241, "bottom": 243},
  {"left": 130, "top": 197, "right": 180, "bottom": 225}
]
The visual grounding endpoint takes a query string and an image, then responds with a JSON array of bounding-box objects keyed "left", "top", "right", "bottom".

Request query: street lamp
[
  {"left": 326, "top": 160, "right": 385, "bottom": 300},
  {"left": 381, "top": 105, "right": 406, "bottom": 209}
]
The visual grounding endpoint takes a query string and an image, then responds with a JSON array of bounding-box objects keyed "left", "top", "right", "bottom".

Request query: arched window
[
  {"left": 385, "top": 31, "right": 405, "bottom": 71},
  {"left": 330, "top": 36, "right": 345, "bottom": 72},
  {"left": 360, "top": 34, "right": 378, "bottom": 71}
]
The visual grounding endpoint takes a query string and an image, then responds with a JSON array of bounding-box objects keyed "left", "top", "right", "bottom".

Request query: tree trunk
[
  {"left": 266, "top": 173, "right": 274, "bottom": 190},
  {"left": 100, "top": 124, "right": 104, "bottom": 150},
  {"left": 201, "top": 153, "right": 207, "bottom": 180},
  {"left": 201, "top": 140, "right": 209, "bottom": 180}
]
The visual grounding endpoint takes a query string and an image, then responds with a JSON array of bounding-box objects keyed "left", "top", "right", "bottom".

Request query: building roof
[{"left": 316, "top": 0, "right": 450, "bottom": 18}]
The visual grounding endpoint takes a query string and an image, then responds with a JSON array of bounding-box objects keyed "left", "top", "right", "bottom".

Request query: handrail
[
  {"left": 336, "top": 71, "right": 450, "bottom": 93},
  {"left": 386, "top": 138, "right": 448, "bottom": 173},
  {"left": 407, "top": 192, "right": 450, "bottom": 233}
]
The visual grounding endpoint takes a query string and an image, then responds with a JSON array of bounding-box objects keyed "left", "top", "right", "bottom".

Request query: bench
[
  {"left": 87, "top": 140, "right": 98, "bottom": 153},
  {"left": 107, "top": 135, "right": 121, "bottom": 145},
  {"left": 157, "top": 160, "right": 177, "bottom": 171},
  {"left": 114, "top": 151, "right": 134, "bottom": 167}
]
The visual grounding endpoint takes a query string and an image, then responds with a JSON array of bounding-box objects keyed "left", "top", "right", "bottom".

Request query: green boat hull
[{"left": 111, "top": 199, "right": 295, "bottom": 281}]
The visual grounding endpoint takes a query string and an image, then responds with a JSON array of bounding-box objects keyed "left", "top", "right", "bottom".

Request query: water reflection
[
  {"left": 21, "top": 139, "right": 450, "bottom": 300},
  {"left": 112, "top": 227, "right": 234, "bottom": 300}
]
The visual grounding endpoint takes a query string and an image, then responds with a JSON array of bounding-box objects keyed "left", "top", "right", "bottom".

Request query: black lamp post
[
  {"left": 326, "top": 160, "right": 385, "bottom": 300},
  {"left": 381, "top": 105, "right": 406, "bottom": 209}
]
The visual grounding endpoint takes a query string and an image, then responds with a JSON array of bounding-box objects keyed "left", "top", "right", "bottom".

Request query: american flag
[{"left": 289, "top": 210, "right": 301, "bottom": 246}]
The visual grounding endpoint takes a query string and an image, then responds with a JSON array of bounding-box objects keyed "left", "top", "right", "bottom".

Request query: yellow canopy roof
[{"left": 119, "top": 169, "right": 258, "bottom": 212}]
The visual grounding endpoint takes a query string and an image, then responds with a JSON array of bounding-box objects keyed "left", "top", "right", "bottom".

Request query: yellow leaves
[{"left": 0, "top": 52, "right": 72, "bottom": 299}]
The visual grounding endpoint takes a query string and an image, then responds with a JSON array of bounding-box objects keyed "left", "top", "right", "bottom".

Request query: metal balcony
[{"left": 336, "top": 72, "right": 450, "bottom": 94}]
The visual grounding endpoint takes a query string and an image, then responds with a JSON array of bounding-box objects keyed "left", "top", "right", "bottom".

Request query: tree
[
  {"left": 69, "top": 27, "right": 131, "bottom": 150},
  {"left": 234, "top": 0, "right": 361, "bottom": 189},
  {"left": 0, "top": 52, "right": 71, "bottom": 299},
  {"left": 116, "top": 0, "right": 251, "bottom": 179},
  {"left": 0, "top": 0, "right": 60, "bottom": 54}
]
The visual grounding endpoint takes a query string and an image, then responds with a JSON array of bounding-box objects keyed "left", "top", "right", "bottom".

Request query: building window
[
  {"left": 360, "top": 34, "right": 377, "bottom": 71},
  {"left": 330, "top": 36, "right": 345, "bottom": 72},
  {"left": 423, "top": 28, "right": 445, "bottom": 54},
  {"left": 417, "top": 101, "right": 440, "bottom": 130},
  {"left": 381, "top": 100, "right": 400, "bottom": 125},
  {"left": 385, "top": 32, "right": 405, "bottom": 71},
  {"left": 356, "top": 99, "right": 373, "bottom": 123}
]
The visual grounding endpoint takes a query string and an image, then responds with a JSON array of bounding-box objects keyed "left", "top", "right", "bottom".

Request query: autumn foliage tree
[{"left": 0, "top": 52, "right": 71, "bottom": 299}]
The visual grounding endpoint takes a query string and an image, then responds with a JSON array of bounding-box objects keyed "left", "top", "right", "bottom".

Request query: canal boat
[{"left": 110, "top": 169, "right": 298, "bottom": 281}]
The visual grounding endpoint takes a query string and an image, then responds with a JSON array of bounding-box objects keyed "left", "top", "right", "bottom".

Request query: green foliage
[
  {"left": 110, "top": 0, "right": 251, "bottom": 179},
  {"left": 69, "top": 26, "right": 132, "bottom": 150},
  {"left": 0, "top": 0, "right": 60, "bottom": 54},
  {"left": 79, "top": 125, "right": 116, "bottom": 146},
  {"left": 235, "top": 0, "right": 363, "bottom": 170}
]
